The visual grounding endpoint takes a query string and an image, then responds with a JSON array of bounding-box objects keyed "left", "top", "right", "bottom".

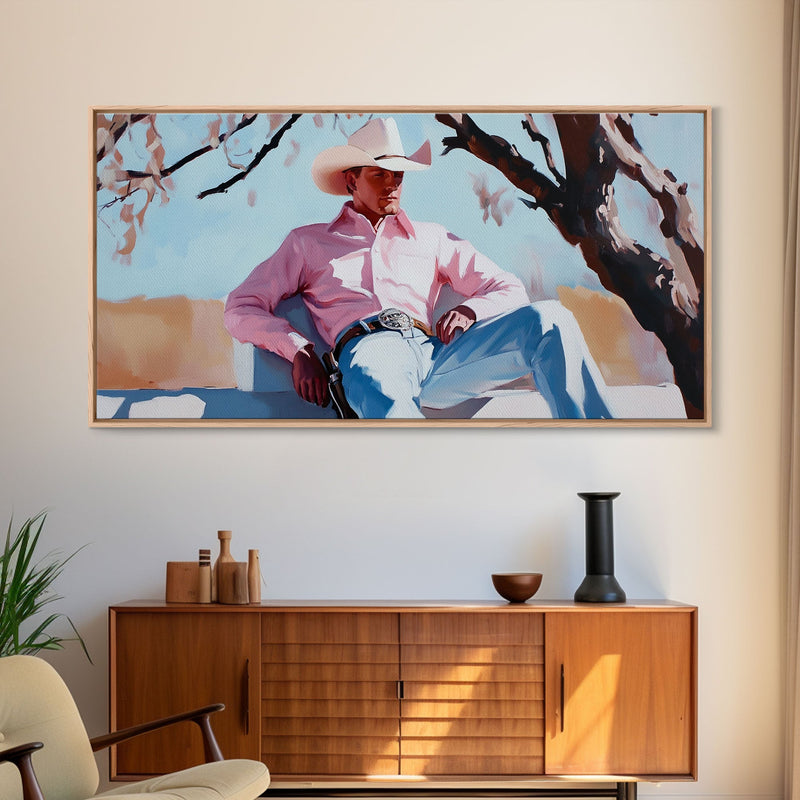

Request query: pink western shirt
[{"left": 224, "top": 202, "right": 530, "bottom": 363}]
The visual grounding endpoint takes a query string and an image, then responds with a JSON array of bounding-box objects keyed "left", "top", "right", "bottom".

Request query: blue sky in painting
[{"left": 95, "top": 111, "right": 705, "bottom": 304}]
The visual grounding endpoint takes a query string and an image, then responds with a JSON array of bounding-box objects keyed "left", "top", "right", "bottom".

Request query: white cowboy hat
[{"left": 311, "top": 117, "right": 432, "bottom": 195}]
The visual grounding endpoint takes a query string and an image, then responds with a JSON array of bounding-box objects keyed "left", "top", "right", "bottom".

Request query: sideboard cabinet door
[
  {"left": 544, "top": 610, "right": 696, "bottom": 778},
  {"left": 400, "top": 611, "right": 545, "bottom": 776},
  {"left": 261, "top": 611, "right": 401, "bottom": 777},
  {"left": 110, "top": 610, "right": 261, "bottom": 779}
]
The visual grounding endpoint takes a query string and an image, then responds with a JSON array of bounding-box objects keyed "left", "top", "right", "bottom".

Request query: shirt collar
[{"left": 330, "top": 202, "right": 416, "bottom": 239}]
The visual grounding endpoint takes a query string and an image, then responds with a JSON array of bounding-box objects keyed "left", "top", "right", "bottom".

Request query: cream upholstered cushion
[
  {"left": 0, "top": 656, "right": 270, "bottom": 800},
  {"left": 94, "top": 760, "right": 270, "bottom": 800},
  {"left": 0, "top": 655, "right": 99, "bottom": 800}
]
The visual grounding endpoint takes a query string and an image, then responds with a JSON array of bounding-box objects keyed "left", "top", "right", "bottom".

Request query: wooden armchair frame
[{"left": 0, "top": 703, "right": 225, "bottom": 800}]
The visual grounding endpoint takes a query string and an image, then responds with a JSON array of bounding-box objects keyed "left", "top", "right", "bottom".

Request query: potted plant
[{"left": 0, "top": 510, "right": 91, "bottom": 661}]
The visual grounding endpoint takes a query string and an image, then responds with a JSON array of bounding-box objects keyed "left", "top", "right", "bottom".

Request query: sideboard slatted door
[
  {"left": 261, "top": 611, "right": 401, "bottom": 777},
  {"left": 399, "top": 612, "right": 545, "bottom": 776}
]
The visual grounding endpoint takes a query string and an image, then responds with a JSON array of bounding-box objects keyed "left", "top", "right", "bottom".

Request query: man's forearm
[{"left": 223, "top": 300, "right": 313, "bottom": 363}]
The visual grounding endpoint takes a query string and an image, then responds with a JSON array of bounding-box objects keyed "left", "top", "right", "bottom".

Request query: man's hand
[
  {"left": 292, "top": 345, "right": 330, "bottom": 407},
  {"left": 436, "top": 304, "right": 477, "bottom": 344}
]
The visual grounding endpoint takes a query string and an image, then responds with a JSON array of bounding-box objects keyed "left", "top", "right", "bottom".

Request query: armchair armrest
[
  {"left": 0, "top": 742, "right": 45, "bottom": 800},
  {"left": 90, "top": 703, "right": 225, "bottom": 762}
]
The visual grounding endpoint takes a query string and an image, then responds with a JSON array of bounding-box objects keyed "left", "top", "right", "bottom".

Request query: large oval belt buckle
[{"left": 378, "top": 308, "right": 413, "bottom": 332}]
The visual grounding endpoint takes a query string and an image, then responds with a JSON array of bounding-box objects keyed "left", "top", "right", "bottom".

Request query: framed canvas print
[{"left": 91, "top": 107, "right": 710, "bottom": 427}]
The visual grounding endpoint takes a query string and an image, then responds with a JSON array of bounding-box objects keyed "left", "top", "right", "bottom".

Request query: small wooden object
[
  {"left": 247, "top": 549, "right": 261, "bottom": 604},
  {"left": 217, "top": 561, "right": 249, "bottom": 604},
  {"left": 198, "top": 549, "right": 212, "bottom": 603},
  {"left": 165, "top": 562, "right": 200, "bottom": 603},
  {"left": 211, "top": 530, "right": 234, "bottom": 602}
]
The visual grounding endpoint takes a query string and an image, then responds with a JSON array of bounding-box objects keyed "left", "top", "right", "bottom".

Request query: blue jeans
[{"left": 337, "top": 301, "right": 614, "bottom": 419}]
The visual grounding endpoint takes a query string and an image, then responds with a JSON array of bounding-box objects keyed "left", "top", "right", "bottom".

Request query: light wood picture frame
[{"left": 91, "top": 107, "right": 710, "bottom": 427}]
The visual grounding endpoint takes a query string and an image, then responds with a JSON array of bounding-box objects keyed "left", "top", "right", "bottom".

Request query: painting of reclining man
[{"left": 93, "top": 108, "right": 709, "bottom": 426}]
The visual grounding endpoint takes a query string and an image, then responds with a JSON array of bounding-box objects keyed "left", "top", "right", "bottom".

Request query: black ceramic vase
[{"left": 574, "top": 491, "right": 626, "bottom": 603}]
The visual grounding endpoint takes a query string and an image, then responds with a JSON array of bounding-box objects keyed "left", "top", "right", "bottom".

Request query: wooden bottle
[
  {"left": 211, "top": 530, "right": 234, "bottom": 602},
  {"left": 248, "top": 549, "right": 262, "bottom": 604}
]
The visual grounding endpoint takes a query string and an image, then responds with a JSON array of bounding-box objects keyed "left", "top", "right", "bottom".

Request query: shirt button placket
[{"left": 370, "top": 227, "right": 389, "bottom": 307}]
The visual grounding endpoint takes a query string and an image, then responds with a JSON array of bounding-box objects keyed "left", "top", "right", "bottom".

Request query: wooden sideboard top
[{"left": 111, "top": 598, "right": 696, "bottom": 612}]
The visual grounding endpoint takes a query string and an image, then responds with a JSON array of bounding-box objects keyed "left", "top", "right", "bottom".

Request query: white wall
[{"left": 0, "top": 1, "right": 786, "bottom": 798}]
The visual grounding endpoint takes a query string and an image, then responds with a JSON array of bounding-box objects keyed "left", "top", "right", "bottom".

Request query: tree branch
[
  {"left": 600, "top": 112, "right": 704, "bottom": 291},
  {"left": 96, "top": 113, "right": 260, "bottom": 193},
  {"left": 435, "top": 113, "right": 563, "bottom": 210},
  {"left": 522, "top": 114, "right": 566, "bottom": 187},
  {"left": 166, "top": 113, "right": 259, "bottom": 178},
  {"left": 96, "top": 113, "right": 150, "bottom": 161},
  {"left": 197, "top": 113, "right": 302, "bottom": 199}
]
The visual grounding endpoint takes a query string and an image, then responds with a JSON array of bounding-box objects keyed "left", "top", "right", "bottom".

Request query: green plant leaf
[{"left": 0, "top": 511, "right": 92, "bottom": 662}]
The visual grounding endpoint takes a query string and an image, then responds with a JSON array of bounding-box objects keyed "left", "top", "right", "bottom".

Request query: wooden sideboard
[{"left": 108, "top": 600, "right": 697, "bottom": 795}]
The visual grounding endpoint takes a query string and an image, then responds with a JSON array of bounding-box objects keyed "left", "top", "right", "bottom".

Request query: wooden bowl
[{"left": 491, "top": 572, "right": 543, "bottom": 603}]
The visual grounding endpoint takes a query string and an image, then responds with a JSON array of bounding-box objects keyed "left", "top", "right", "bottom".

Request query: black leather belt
[{"left": 332, "top": 308, "right": 432, "bottom": 363}]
